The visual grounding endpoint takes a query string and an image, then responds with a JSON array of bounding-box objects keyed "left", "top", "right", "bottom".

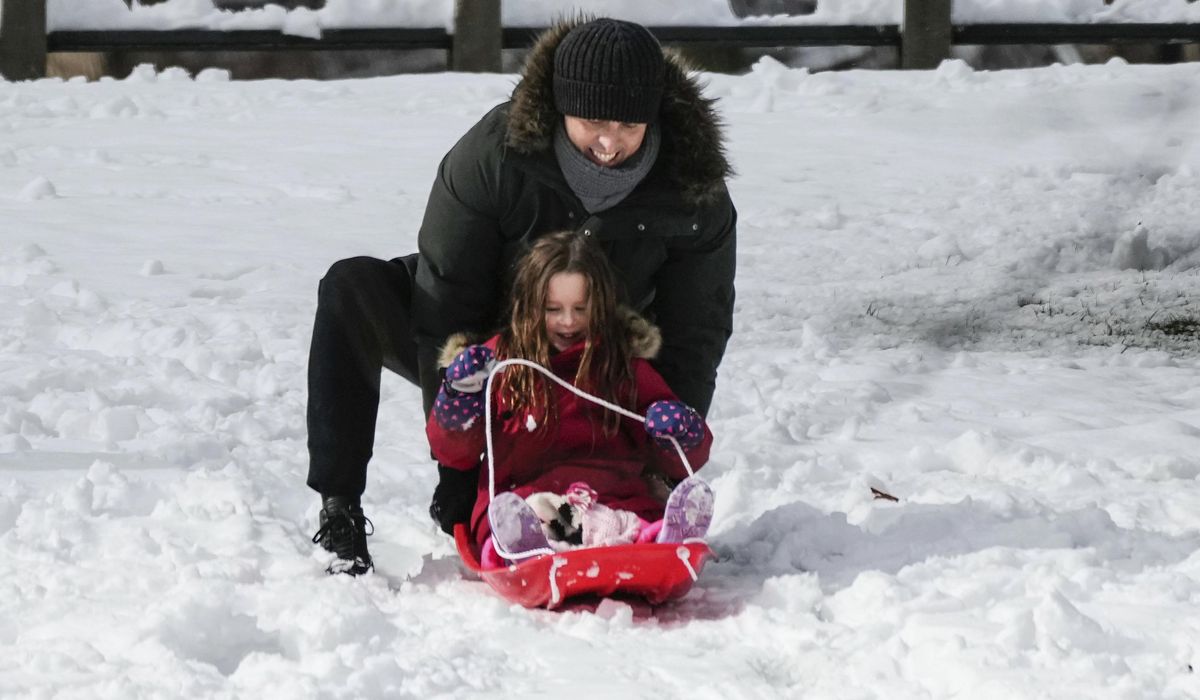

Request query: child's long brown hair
[{"left": 496, "top": 231, "right": 635, "bottom": 435}]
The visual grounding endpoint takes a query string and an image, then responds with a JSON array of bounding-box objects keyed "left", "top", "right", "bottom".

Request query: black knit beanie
[{"left": 553, "top": 19, "right": 666, "bottom": 124}]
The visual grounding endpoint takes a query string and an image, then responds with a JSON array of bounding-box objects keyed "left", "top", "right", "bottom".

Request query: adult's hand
[{"left": 429, "top": 464, "right": 479, "bottom": 534}]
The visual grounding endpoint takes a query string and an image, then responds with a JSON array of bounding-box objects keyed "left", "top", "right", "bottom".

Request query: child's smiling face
[{"left": 544, "top": 271, "right": 590, "bottom": 351}]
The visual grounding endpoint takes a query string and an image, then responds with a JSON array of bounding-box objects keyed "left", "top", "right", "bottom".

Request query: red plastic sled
[
  {"left": 455, "top": 524, "right": 712, "bottom": 609},
  {"left": 455, "top": 358, "right": 714, "bottom": 609}
]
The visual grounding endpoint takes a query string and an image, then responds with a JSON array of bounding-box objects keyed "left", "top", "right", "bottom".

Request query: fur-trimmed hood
[
  {"left": 504, "top": 18, "right": 734, "bottom": 207},
  {"left": 439, "top": 307, "right": 663, "bottom": 368}
]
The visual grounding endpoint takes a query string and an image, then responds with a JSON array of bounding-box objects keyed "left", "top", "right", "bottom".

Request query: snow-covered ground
[{"left": 3, "top": 57, "right": 1200, "bottom": 698}]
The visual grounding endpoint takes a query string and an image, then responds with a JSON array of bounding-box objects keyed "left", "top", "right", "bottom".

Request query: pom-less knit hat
[{"left": 553, "top": 19, "right": 666, "bottom": 124}]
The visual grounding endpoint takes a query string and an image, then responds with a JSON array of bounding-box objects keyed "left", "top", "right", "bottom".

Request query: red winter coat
[{"left": 427, "top": 320, "right": 713, "bottom": 548}]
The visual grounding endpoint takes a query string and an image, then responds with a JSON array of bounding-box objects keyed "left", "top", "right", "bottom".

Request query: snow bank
[
  {"left": 956, "top": 0, "right": 1200, "bottom": 23},
  {"left": 47, "top": 0, "right": 1200, "bottom": 33},
  {"left": 48, "top": 0, "right": 455, "bottom": 33},
  {"left": 46, "top": 0, "right": 893, "bottom": 33}
]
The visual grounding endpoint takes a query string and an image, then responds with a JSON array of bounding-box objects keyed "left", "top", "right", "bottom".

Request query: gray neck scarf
[{"left": 553, "top": 123, "right": 660, "bottom": 214}]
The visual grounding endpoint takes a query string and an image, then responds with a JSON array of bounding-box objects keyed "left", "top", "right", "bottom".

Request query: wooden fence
[{"left": 4, "top": 0, "right": 1200, "bottom": 80}]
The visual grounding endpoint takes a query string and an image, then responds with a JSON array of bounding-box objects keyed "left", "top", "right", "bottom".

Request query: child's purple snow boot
[
  {"left": 657, "top": 476, "right": 714, "bottom": 543},
  {"left": 488, "top": 492, "right": 553, "bottom": 559}
]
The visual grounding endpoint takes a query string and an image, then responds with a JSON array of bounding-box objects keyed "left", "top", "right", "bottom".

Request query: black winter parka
[{"left": 412, "top": 21, "right": 737, "bottom": 417}]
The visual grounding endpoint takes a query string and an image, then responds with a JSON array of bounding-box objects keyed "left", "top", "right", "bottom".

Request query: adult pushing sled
[{"left": 306, "top": 18, "right": 735, "bottom": 592}]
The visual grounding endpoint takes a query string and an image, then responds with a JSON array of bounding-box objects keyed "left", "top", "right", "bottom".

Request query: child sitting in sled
[{"left": 425, "top": 231, "right": 715, "bottom": 562}]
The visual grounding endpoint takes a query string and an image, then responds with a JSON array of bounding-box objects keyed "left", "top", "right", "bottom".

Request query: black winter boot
[{"left": 311, "top": 495, "right": 374, "bottom": 576}]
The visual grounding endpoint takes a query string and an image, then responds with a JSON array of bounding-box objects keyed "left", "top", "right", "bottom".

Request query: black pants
[{"left": 306, "top": 254, "right": 430, "bottom": 499}]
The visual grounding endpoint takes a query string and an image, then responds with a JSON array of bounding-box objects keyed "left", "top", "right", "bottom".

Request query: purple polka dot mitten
[
  {"left": 644, "top": 400, "right": 705, "bottom": 449},
  {"left": 432, "top": 389, "right": 485, "bottom": 431},
  {"left": 433, "top": 345, "right": 495, "bottom": 431},
  {"left": 444, "top": 344, "right": 495, "bottom": 394}
]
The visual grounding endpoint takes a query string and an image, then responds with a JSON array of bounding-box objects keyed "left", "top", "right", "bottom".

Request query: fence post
[
  {"left": 452, "top": 0, "right": 501, "bottom": 72},
  {"left": 901, "top": 0, "right": 951, "bottom": 69},
  {"left": 0, "top": 0, "right": 47, "bottom": 80}
]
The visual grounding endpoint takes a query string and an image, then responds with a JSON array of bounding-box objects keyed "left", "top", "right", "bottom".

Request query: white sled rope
[{"left": 483, "top": 358, "right": 699, "bottom": 563}]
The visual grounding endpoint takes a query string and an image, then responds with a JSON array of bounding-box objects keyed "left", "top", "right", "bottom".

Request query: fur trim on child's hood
[{"left": 438, "top": 307, "right": 662, "bottom": 368}]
